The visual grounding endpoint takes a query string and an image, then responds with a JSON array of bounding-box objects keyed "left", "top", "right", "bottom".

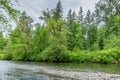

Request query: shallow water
[
  {"left": 0, "top": 60, "right": 120, "bottom": 80},
  {"left": 0, "top": 60, "right": 65, "bottom": 80}
]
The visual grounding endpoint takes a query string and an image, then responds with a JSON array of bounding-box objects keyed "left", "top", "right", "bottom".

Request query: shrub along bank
[
  {"left": 1, "top": 47, "right": 120, "bottom": 64},
  {"left": 68, "top": 47, "right": 120, "bottom": 64}
]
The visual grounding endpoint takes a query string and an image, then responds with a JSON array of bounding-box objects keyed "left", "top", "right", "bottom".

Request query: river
[{"left": 0, "top": 60, "right": 120, "bottom": 80}]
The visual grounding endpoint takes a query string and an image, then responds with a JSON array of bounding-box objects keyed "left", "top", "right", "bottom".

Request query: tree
[
  {"left": 66, "top": 9, "right": 76, "bottom": 26},
  {"left": 29, "top": 23, "right": 49, "bottom": 61},
  {"left": 66, "top": 21, "right": 84, "bottom": 50},
  {"left": 104, "top": 34, "right": 120, "bottom": 49},
  {"left": 0, "top": 0, "right": 20, "bottom": 38},
  {"left": 19, "top": 11, "right": 33, "bottom": 55},
  {"left": 52, "top": 0, "right": 63, "bottom": 20},
  {"left": 94, "top": 0, "right": 120, "bottom": 50},
  {"left": 31, "top": 23, "right": 49, "bottom": 53},
  {"left": 103, "top": 15, "right": 120, "bottom": 49},
  {"left": 9, "top": 11, "right": 33, "bottom": 60},
  {"left": 95, "top": 0, "right": 120, "bottom": 35},
  {"left": 39, "top": 8, "right": 52, "bottom": 22},
  {"left": 77, "top": 6, "right": 84, "bottom": 25},
  {"left": 40, "top": 0, "right": 63, "bottom": 23},
  {"left": 97, "top": 27, "right": 106, "bottom": 50},
  {"left": 0, "top": 0, "right": 19, "bottom": 20},
  {"left": 87, "top": 25, "right": 97, "bottom": 50},
  {"left": 46, "top": 18, "right": 66, "bottom": 45},
  {"left": 110, "top": 15, "right": 120, "bottom": 36},
  {"left": 66, "top": 10, "right": 85, "bottom": 50},
  {"left": 84, "top": 10, "right": 97, "bottom": 50},
  {"left": 85, "top": 10, "right": 91, "bottom": 26}
]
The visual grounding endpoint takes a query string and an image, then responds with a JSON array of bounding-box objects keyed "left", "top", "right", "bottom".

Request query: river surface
[{"left": 0, "top": 60, "right": 120, "bottom": 80}]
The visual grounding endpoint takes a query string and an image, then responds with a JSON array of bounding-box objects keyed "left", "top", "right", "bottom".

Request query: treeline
[{"left": 0, "top": 0, "right": 120, "bottom": 63}]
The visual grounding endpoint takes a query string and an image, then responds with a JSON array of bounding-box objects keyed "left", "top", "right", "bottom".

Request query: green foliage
[
  {"left": 66, "top": 21, "right": 84, "bottom": 50},
  {"left": 0, "top": 0, "right": 20, "bottom": 34},
  {"left": 0, "top": 32, "right": 7, "bottom": 50},
  {"left": 68, "top": 51, "right": 86, "bottom": 63},
  {"left": 96, "top": 27, "right": 106, "bottom": 50},
  {"left": 1, "top": 11, "right": 34, "bottom": 61},
  {"left": 11, "top": 44, "right": 27, "bottom": 61},
  {"left": 0, "top": 39, "right": 12, "bottom": 60},
  {"left": 104, "top": 34, "right": 120, "bottom": 49},
  {"left": 77, "top": 6, "right": 84, "bottom": 24},
  {"left": 31, "top": 24, "right": 49, "bottom": 53},
  {"left": 52, "top": 0, "right": 63, "bottom": 20},
  {"left": 95, "top": 0, "right": 120, "bottom": 30},
  {"left": 67, "top": 47, "right": 120, "bottom": 64},
  {"left": 1, "top": 0, "right": 120, "bottom": 64},
  {"left": 46, "top": 18, "right": 67, "bottom": 45},
  {"left": 0, "top": 48, "right": 12, "bottom": 60},
  {"left": 111, "top": 15, "right": 120, "bottom": 36},
  {"left": 29, "top": 24, "right": 49, "bottom": 61},
  {"left": 96, "top": 48, "right": 120, "bottom": 63},
  {"left": 0, "top": 0, "right": 19, "bottom": 21},
  {"left": 40, "top": 0, "right": 63, "bottom": 22},
  {"left": 87, "top": 25, "right": 97, "bottom": 50},
  {"left": 41, "top": 44, "right": 69, "bottom": 62}
]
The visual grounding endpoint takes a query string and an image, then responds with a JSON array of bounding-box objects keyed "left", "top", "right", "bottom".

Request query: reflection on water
[{"left": 0, "top": 60, "right": 120, "bottom": 80}]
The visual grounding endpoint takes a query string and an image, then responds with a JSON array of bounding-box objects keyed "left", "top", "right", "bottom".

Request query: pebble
[{"left": 40, "top": 69, "right": 120, "bottom": 80}]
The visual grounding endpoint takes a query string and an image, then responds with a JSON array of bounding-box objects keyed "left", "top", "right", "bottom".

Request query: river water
[{"left": 0, "top": 60, "right": 120, "bottom": 80}]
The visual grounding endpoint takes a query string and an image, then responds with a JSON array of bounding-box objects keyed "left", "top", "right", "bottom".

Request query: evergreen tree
[
  {"left": 66, "top": 9, "right": 76, "bottom": 26},
  {"left": 66, "top": 10, "right": 85, "bottom": 50},
  {"left": 95, "top": 0, "right": 120, "bottom": 35},
  {"left": 39, "top": 9, "right": 51, "bottom": 22},
  {"left": 66, "top": 9, "right": 73, "bottom": 26},
  {"left": 84, "top": 10, "right": 98, "bottom": 50},
  {"left": 66, "top": 21, "right": 84, "bottom": 50},
  {"left": 87, "top": 25, "right": 97, "bottom": 50},
  {"left": 52, "top": 0, "right": 63, "bottom": 20},
  {"left": 77, "top": 6, "right": 84, "bottom": 25}
]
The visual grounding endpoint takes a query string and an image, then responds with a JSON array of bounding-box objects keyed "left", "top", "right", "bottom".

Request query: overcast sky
[{"left": 13, "top": 0, "right": 99, "bottom": 22}]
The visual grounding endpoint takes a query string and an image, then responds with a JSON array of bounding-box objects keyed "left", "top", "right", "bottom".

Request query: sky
[{"left": 13, "top": 0, "right": 99, "bottom": 22}]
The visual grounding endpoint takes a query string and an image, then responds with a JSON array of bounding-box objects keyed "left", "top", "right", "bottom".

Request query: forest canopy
[{"left": 0, "top": 0, "right": 120, "bottom": 64}]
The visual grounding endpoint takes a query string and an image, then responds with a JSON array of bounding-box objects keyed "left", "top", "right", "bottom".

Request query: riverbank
[{"left": 38, "top": 68, "right": 120, "bottom": 80}]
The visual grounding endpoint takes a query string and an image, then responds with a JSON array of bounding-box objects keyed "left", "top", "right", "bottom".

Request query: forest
[{"left": 0, "top": 0, "right": 120, "bottom": 64}]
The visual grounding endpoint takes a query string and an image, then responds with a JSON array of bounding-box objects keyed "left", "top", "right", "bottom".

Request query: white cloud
[
  {"left": 81, "top": 0, "right": 99, "bottom": 12},
  {"left": 14, "top": 0, "right": 99, "bottom": 22}
]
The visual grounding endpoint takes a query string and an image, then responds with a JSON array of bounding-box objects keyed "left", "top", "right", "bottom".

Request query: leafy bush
[
  {"left": 0, "top": 53, "right": 5, "bottom": 60},
  {"left": 104, "top": 34, "right": 120, "bottom": 49},
  {"left": 92, "top": 47, "right": 120, "bottom": 64},
  {"left": 41, "top": 44, "right": 69, "bottom": 62},
  {"left": 0, "top": 49, "right": 12, "bottom": 60},
  {"left": 68, "top": 51, "right": 86, "bottom": 63},
  {"left": 11, "top": 44, "right": 27, "bottom": 61},
  {"left": 67, "top": 47, "right": 120, "bottom": 64}
]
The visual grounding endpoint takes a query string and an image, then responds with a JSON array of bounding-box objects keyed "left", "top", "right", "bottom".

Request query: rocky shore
[{"left": 38, "top": 68, "right": 120, "bottom": 80}]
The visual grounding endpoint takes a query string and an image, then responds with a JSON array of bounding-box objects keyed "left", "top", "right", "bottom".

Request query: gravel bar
[{"left": 39, "top": 69, "right": 120, "bottom": 80}]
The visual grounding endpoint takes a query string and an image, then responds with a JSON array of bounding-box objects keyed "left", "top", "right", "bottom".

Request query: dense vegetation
[{"left": 0, "top": 0, "right": 120, "bottom": 64}]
